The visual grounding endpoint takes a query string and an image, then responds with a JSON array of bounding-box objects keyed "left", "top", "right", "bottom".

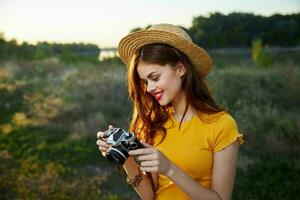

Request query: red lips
[{"left": 152, "top": 91, "right": 164, "bottom": 101}]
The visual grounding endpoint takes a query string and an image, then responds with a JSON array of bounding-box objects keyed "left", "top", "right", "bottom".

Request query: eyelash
[
  {"left": 152, "top": 76, "right": 159, "bottom": 81},
  {"left": 143, "top": 76, "right": 160, "bottom": 85}
]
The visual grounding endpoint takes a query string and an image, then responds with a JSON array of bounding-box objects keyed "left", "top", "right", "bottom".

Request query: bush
[{"left": 252, "top": 39, "right": 274, "bottom": 67}]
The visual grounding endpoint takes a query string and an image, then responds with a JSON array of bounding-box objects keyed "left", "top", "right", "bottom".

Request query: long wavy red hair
[{"left": 126, "top": 44, "right": 224, "bottom": 145}]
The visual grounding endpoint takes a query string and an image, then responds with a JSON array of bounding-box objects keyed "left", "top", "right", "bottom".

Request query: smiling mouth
[{"left": 153, "top": 91, "right": 164, "bottom": 101}]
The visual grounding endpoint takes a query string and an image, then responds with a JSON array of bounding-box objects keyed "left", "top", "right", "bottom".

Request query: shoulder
[
  {"left": 208, "top": 111, "right": 239, "bottom": 136},
  {"left": 214, "top": 112, "right": 237, "bottom": 128},
  {"left": 208, "top": 112, "right": 243, "bottom": 152},
  {"left": 197, "top": 111, "right": 234, "bottom": 124},
  {"left": 198, "top": 111, "right": 239, "bottom": 137}
]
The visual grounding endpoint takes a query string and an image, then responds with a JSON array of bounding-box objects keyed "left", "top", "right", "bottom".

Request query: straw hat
[{"left": 118, "top": 23, "right": 213, "bottom": 77}]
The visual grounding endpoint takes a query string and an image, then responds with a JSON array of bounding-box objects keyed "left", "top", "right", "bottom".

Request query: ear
[{"left": 176, "top": 62, "right": 186, "bottom": 77}]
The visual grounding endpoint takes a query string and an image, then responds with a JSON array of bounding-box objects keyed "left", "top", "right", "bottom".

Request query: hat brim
[{"left": 118, "top": 29, "right": 213, "bottom": 77}]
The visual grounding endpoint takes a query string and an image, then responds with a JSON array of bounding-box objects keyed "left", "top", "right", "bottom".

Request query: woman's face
[{"left": 137, "top": 61, "right": 186, "bottom": 106}]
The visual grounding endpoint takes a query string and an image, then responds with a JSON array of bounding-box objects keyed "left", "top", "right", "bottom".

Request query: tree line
[
  {"left": 0, "top": 12, "right": 299, "bottom": 62},
  {"left": 0, "top": 34, "right": 100, "bottom": 63},
  {"left": 133, "top": 12, "right": 300, "bottom": 49}
]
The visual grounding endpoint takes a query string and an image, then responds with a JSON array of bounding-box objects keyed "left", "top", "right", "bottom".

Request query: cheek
[
  {"left": 171, "top": 78, "right": 182, "bottom": 94},
  {"left": 157, "top": 79, "right": 169, "bottom": 89},
  {"left": 159, "top": 75, "right": 182, "bottom": 93}
]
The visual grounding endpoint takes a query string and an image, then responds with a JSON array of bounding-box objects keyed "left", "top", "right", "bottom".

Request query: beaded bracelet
[{"left": 126, "top": 170, "right": 143, "bottom": 187}]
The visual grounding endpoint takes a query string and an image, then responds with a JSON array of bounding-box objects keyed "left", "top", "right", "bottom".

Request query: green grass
[{"left": 0, "top": 54, "right": 299, "bottom": 199}]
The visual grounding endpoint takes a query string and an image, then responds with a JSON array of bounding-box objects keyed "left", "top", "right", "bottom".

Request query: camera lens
[{"left": 106, "top": 147, "right": 128, "bottom": 165}]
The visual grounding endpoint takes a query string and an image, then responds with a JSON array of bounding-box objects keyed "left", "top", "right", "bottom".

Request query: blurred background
[{"left": 0, "top": 0, "right": 299, "bottom": 199}]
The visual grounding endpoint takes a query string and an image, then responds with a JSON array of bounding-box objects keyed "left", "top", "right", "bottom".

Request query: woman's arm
[
  {"left": 129, "top": 141, "right": 240, "bottom": 200},
  {"left": 96, "top": 130, "right": 158, "bottom": 200},
  {"left": 123, "top": 157, "right": 158, "bottom": 200}
]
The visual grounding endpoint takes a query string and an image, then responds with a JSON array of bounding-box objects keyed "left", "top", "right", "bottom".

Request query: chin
[
  {"left": 158, "top": 102, "right": 168, "bottom": 106},
  {"left": 157, "top": 98, "right": 170, "bottom": 106}
]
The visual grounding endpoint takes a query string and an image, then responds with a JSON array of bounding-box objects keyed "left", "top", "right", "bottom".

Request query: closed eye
[
  {"left": 141, "top": 75, "right": 160, "bottom": 85},
  {"left": 152, "top": 76, "right": 160, "bottom": 81}
]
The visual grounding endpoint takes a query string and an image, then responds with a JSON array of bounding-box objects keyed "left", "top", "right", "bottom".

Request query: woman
[{"left": 97, "top": 23, "right": 244, "bottom": 200}]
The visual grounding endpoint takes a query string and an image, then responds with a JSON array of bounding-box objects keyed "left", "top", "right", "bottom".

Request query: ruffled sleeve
[{"left": 212, "top": 113, "right": 244, "bottom": 153}]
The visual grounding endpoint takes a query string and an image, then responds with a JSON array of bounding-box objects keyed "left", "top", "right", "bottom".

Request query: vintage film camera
[{"left": 103, "top": 126, "right": 144, "bottom": 165}]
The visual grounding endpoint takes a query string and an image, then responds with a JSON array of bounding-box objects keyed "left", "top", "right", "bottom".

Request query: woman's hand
[
  {"left": 96, "top": 125, "right": 112, "bottom": 157},
  {"left": 129, "top": 143, "right": 172, "bottom": 175}
]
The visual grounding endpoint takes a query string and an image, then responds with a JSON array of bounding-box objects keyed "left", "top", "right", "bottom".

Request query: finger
[
  {"left": 136, "top": 154, "right": 156, "bottom": 161},
  {"left": 140, "top": 160, "right": 158, "bottom": 167},
  {"left": 141, "top": 142, "right": 152, "bottom": 148},
  {"left": 101, "top": 152, "right": 107, "bottom": 157},
  {"left": 98, "top": 145, "right": 110, "bottom": 152},
  {"left": 139, "top": 166, "right": 158, "bottom": 172},
  {"left": 96, "top": 139, "right": 110, "bottom": 148},
  {"left": 133, "top": 157, "right": 142, "bottom": 166},
  {"left": 129, "top": 148, "right": 154, "bottom": 156},
  {"left": 97, "top": 131, "right": 105, "bottom": 138}
]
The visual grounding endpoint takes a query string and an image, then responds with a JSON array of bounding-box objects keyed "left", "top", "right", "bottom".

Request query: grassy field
[{"left": 0, "top": 51, "right": 299, "bottom": 199}]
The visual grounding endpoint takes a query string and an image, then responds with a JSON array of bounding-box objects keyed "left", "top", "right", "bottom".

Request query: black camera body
[{"left": 103, "top": 126, "right": 144, "bottom": 165}]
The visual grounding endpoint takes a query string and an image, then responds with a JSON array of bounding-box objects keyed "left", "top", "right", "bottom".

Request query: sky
[{"left": 0, "top": 0, "right": 299, "bottom": 47}]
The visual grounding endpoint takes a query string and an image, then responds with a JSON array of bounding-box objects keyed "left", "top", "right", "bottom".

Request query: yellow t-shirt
[{"left": 153, "top": 111, "right": 244, "bottom": 199}]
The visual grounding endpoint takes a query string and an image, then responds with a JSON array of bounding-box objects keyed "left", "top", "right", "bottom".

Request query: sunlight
[{"left": 0, "top": 0, "right": 299, "bottom": 46}]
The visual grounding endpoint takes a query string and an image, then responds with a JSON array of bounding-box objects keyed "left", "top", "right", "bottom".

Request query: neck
[{"left": 171, "top": 92, "right": 196, "bottom": 122}]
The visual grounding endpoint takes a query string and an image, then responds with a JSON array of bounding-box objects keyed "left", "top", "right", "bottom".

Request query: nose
[{"left": 146, "top": 82, "right": 156, "bottom": 93}]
